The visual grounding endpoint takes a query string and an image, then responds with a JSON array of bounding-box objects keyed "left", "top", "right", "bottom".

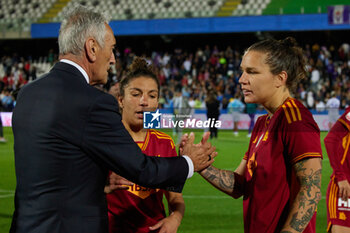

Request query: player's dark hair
[
  {"left": 205, "top": 90, "right": 217, "bottom": 104},
  {"left": 246, "top": 37, "right": 307, "bottom": 92},
  {"left": 119, "top": 57, "right": 160, "bottom": 98}
]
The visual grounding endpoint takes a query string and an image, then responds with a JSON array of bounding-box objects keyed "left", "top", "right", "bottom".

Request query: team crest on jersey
[
  {"left": 339, "top": 212, "right": 347, "bottom": 221},
  {"left": 262, "top": 131, "right": 269, "bottom": 141},
  {"left": 247, "top": 153, "right": 257, "bottom": 177},
  {"left": 346, "top": 112, "right": 350, "bottom": 122}
]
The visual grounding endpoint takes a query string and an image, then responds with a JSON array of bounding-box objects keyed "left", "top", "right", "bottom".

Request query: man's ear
[
  {"left": 85, "top": 37, "right": 98, "bottom": 62},
  {"left": 275, "top": 71, "right": 288, "bottom": 88}
]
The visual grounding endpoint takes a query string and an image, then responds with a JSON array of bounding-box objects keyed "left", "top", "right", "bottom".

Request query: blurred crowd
[{"left": 1, "top": 42, "right": 350, "bottom": 113}]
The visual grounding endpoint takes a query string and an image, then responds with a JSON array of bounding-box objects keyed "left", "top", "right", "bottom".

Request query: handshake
[{"left": 105, "top": 132, "right": 217, "bottom": 193}]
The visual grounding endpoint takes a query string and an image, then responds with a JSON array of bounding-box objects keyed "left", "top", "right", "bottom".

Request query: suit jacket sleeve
[{"left": 81, "top": 93, "right": 188, "bottom": 192}]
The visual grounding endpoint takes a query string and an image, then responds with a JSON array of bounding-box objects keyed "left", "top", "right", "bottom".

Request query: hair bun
[
  {"left": 281, "top": 37, "right": 297, "bottom": 48},
  {"left": 128, "top": 57, "right": 149, "bottom": 73}
]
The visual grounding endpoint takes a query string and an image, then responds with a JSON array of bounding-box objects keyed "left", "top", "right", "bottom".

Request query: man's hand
[
  {"left": 338, "top": 179, "right": 350, "bottom": 201},
  {"left": 182, "top": 132, "right": 217, "bottom": 172},
  {"left": 104, "top": 172, "right": 134, "bottom": 194}
]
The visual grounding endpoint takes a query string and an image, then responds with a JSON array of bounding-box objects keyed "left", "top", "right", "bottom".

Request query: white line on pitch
[
  {"left": 0, "top": 194, "right": 14, "bottom": 198},
  {"left": 0, "top": 189, "right": 14, "bottom": 193}
]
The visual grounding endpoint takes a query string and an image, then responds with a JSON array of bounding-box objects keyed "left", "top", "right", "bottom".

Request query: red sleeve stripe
[
  {"left": 243, "top": 154, "right": 248, "bottom": 160},
  {"left": 291, "top": 152, "right": 322, "bottom": 164},
  {"left": 341, "top": 133, "right": 350, "bottom": 165},
  {"left": 339, "top": 119, "right": 350, "bottom": 131}
]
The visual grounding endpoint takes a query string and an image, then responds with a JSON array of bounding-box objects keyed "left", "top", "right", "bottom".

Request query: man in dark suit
[{"left": 10, "top": 5, "right": 216, "bottom": 233}]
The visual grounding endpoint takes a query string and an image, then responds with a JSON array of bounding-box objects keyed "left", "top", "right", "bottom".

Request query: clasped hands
[
  {"left": 105, "top": 132, "right": 217, "bottom": 193},
  {"left": 179, "top": 131, "right": 217, "bottom": 172}
]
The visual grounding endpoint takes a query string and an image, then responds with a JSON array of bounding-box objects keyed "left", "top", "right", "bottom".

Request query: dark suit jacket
[{"left": 10, "top": 62, "right": 188, "bottom": 233}]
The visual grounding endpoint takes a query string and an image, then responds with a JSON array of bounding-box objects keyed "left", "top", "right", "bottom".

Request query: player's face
[
  {"left": 239, "top": 50, "right": 280, "bottom": 106},
  {"left": 91, "top": 24, "right": 116, "bottom": 85},
  {"left": 118, "top": 77, "right": 159, "bottom": 128}
]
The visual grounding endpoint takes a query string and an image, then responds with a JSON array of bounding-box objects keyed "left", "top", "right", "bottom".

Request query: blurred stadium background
[{"left": 1, "top": 0, "right": 350, "bottom": 232}]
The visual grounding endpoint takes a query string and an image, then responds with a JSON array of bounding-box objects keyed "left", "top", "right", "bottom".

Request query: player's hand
[
  {"left": 182, "top": 132, "right": 217, "bottom": 172},
  {"left": 338, "top": 179, "right": 350, "bottom": 201},
  {"left": 149, "top": 213, "right": 181, "bottom": 233},
  {"left": 104, "top": 172, "right": 134, "bottom": 193},
  {"left": 178, "top": 133, "right": 188, "bottom": 156},
  {"left": 179, "top": 132, "right": 211, "bottom": 155}
]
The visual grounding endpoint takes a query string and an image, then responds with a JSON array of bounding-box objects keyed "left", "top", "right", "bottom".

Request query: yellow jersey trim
[
  {"left": 339, "top": 118, "right": 350, "bottom": 131},
  {"left": 282, "top": 105, "right": 292, "bottom": 124},
  {"left": 291, "top": 152, "right": 322, "bottom": 164},
  {"left": 341, "top": 133, "right": 350, "bottom": 165},
  {"left": 149, "top": 130, "right": 175, "bottom": 149},
  {"left": 290, "top": 99, "right": 302, "bottom": 121}
]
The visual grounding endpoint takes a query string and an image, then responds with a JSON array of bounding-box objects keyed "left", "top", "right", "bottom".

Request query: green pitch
[{"left": 0, "top": 128, "right": 332, "bottom": 232}]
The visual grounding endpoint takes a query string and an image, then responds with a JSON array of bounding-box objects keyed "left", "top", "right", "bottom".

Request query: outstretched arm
[
  {"left": 179, "top": 132, "right": 244, "bottom": 198},
  {"left": 199, "top": 158, "right": 246, "bottom": 198},
  {"left": 281, "top": 158, "right": 322, "bottom": 233}
]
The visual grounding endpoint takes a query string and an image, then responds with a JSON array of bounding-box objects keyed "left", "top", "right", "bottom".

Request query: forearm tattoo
[
  {"left": 201, "top": 166, "right": 235, "bottom": 194},
  {"left": 289, "top": 159, "right": 322, "bottom": 232}
]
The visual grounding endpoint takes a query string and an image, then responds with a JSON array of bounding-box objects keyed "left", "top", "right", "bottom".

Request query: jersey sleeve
[
  {"left": 282, "top": 109, "right": 322, "bottom": 164},
  {"left": 150, "top": 130, "right": 178, "bottom": 158},
  {"left": 324, "top": 111, "right": 350, "bottom": 182},
  {"left": 168, "top": 138, "right": 178, "bottom": 157}
]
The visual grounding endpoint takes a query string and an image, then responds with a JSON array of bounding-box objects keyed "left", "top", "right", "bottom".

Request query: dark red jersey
[
  {"left": 325, "top": 107, "right": 350, "bottom": 231},
  {"left": 243, "top": 98, "right": 322, "bottom": 233},
  {"left": 325, "top": 107, "right": 350, "bottom": 182},
  {"left": 107, "top": 129, "right": 177, "bottom": 233}
]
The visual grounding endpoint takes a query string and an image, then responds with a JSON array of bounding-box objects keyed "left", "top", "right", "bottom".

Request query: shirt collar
[{"left": 60, "top": 59, "right": 90, "bottom": 84}]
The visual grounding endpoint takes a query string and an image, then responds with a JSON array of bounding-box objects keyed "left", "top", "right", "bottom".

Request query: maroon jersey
[
  {"left": 325, "top": 107, "right": 350, "bottom": 231},
  {"left": 243, "top": 98, "right": 322, "bottom": 233},
  {"left": 325, "top": 107, "right": 350, "bottom": 182},
  {"left": 107, "top": 129, "right": 177, "bottom": 233}
]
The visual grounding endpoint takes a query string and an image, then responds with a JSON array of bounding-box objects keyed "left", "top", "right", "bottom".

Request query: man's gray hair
[{"left": 58, "top": 4, "right": 111, "bottom": 56}]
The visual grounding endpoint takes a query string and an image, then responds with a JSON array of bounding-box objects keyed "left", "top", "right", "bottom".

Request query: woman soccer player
[
  {"left": 106, "top": 57, "right": 185, "bottom": 233},
  {"left": 198, "top": 37, "right": 322, "bottom": 233},
  {"left": 325, "top": 106, "right": 350, "bottom": 233}
]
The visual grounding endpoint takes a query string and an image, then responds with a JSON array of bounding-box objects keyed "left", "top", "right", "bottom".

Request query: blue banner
[{"left": 32, "top": 14, "right": 350, "bottom": 38}]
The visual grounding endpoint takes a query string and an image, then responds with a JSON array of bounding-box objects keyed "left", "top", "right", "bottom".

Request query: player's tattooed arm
[
  {"left": 199, "top": 159, "right": 246, "bottom": 198},
  {"left": 281, "top": 158, "right": 322, "bottom": 233}
]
